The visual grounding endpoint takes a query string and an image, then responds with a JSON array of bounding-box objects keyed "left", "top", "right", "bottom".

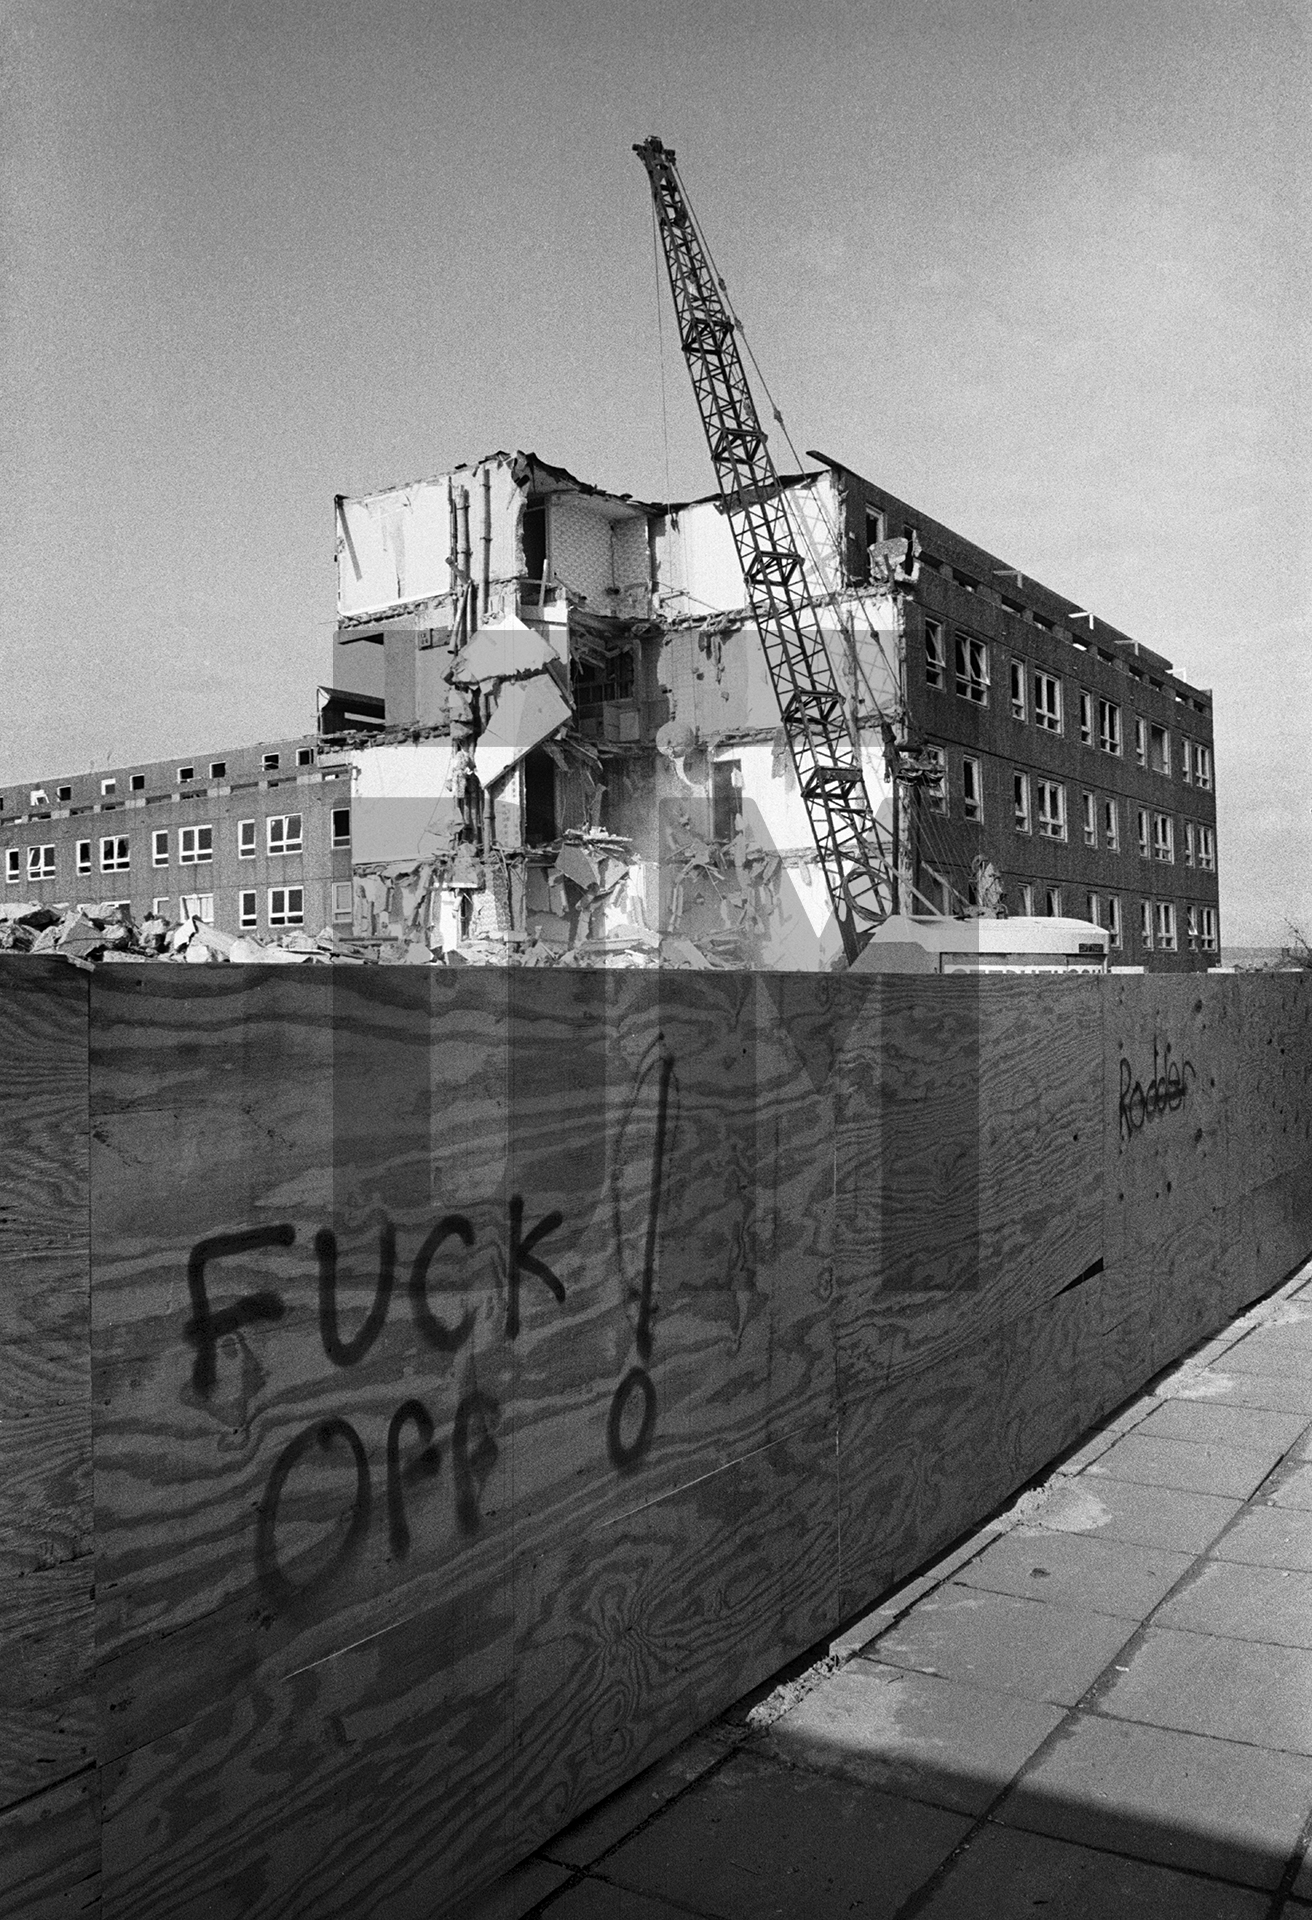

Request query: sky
[{"left": 2, "top": 0, "right": 1308, "bottom": 943}]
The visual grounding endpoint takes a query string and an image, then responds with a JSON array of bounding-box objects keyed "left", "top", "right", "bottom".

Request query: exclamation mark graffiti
[{"left": 607, "top": 1044, "right": 676, "bottom": 1473}]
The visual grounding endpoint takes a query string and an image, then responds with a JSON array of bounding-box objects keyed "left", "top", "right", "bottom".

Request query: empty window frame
[
  {"left": 1139, "top": 900, "right": 1153, "bottom": 948},
  {"left": 152, "top": 829, "right": 169, "bottom": 868},
  {"left": 29, "top": 788, "right": 47, "bottom": 806},
  {"left": 1155, "top": 901, "right": 1178, "bottom": 951},
  {"left": 268, "top": 886, "right": 304, "bottom": 928},
  {"left": 1153, "top": 813, "right": 1175, "bottom": 862},
  {"left": 27, "top": 845, "right": 56, "bottom": 879},
  {"left": 179, "top": 825, "right": 213, "bottom": 865},
  {"left": 1033, "top": 672, "right": 1062, "bottom": 732},
  {"left": 262, "top": 752, "right": 280, "bottom": 773},
  {"left": 1013, "top": 771, "right": 1031, "bottom": 834},
  {"left": 922, "top": 746, "right": 947, "bottom": 814},
  {"left": 1149, "top": 725, "right": 1170, "bottom": 776},
  {"left": 1010, "top": 659, "right": 1027, "bottom": 721},
  {"left": 209, "top": 761, "right": 227, "bottom": 780},
  {"left": 1081, "top": 792, "right": 1096, "bottom": 847},
  {"left": 1187, "top": 905, "right": 1199, "bottom": 951},
  {"left": 1194, "top": 744, "right": 1213, "bottom": 790},
  {"left": 1181, "top": 738, "right": 1193, "bottom": 785},
  {"left": 1036, "top": 780, "right": 1066, "bottom": 840},
  {"left": 712, "top": 759, "right": 743, "bottom": 841},
  {"left": 130, "top": 774, "right": 145, "bottom": 791},
  {"left": 1107, "top": 895, "right": 1122, "bottom": 948},
  {"left": 238, "top": 819, "right": 256, "bottom": 859},
  {"left": 1137, "top": 808, "right": 1151, "bottom": 859},
  {"left": 954, "top": 632, "right": 989, "bottom": 704},
  {"left": 4, "top": 849, "right": 18, "bottom": 883},
  {"left": 1199, "top": 905, "right": 1218, "bottom": 952},
  {"left": 1098, "top": 699, "right": 1122, "bottom": 755},
  {"left": 99, "top": 836, "right": 129, "bottom": 872},
  {"left": 151, "top": 896, "right": 169, "bottom": 917},
  {"left": 267, "top": 813, "right": 303, "bottom": 856},
  {"left": 1019, "top": 883, "right": 1035, "bottom": 916},
  {"left": 296, "top": 747, "right": 315, "bottom": 767},
  {"left": 1197, "top": 825, "right": 1215, "bottom": 871},
  {"left": 1085, "top": 892, "right": 1101, "bottom": 926},
  {"left": 1102, "top": 799, "right": 1120, "bottom": 852},
  {"left": 924, "top": 619, "right": 946, "bottom": 689},
  {"left": 1079, "top": 690, "right": 1094, "bottom": 746},
  {"left": 332, "top": 881, "right": 353, "bottom": 922},
  {"left": 1134, "top": 717, "right": 1148, "bottom": 767},
  {"left": 239, "top": 890, "right": 258, "bottom": 929},
  {"left": 331, "top": 807, "right": 351, "bottom": 848},
  {"left": 962, "top": 756, "right": 983, "bottom": 822},
  {"left": 76, "top": 840, "right": 92, "bottom": 874},
  {"left": 1045, "top": 887, "right": 1062, "bottom": 917},
  {"left": 180, "top": 893, "right": 214, "bottom": 923},
  {"left": 56, "top": 785, "right": 71, "bottom": 802},
  {"left": 177, "top": 766, "right": 195, "bottom": 784},
  {"left": 100, "top": 778, "right": 116, "bottom": 798},
  {"left": 866, "top": 507, "right": 887, "bottom": 546},
  {"left": 1184, "top": 823, "right": 1196, "bottom": 867}
]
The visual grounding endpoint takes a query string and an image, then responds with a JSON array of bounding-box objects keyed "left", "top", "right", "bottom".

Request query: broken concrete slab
[
  {"left": 953, "top": 1530, "right": 1193, "bottom": 1620},
  {"left": 1098, "top": 1625, "right": 1312, "bottom": 1753},
  {"left": 869, "top": 1584, "right": 1131, "bottom": 1707},
  {"left": 995, "top": 1710, "right": 1312, "bottom": 1889}
]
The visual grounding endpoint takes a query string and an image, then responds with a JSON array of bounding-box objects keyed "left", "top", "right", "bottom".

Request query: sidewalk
[{"left": 467, "top": 1258, "right": 1312, "bottom": 1920}]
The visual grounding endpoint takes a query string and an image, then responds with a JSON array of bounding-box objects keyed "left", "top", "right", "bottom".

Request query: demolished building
[{"left": 324, "top": 450, "right": 1221, "bottom": 971}]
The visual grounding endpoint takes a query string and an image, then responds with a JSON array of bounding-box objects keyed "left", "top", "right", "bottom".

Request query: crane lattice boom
[{"left": 636, "top": 135, "right": 894, "bottom": 962}]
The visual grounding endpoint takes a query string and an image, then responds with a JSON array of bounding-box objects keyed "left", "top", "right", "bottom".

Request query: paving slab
[
  {"left": 1156, "top": 1559, "right": 1312, "bottom": 1647},
  {"left": 540, "top": 1877, "right": 701, "bottom": 1920},
  {"left": 870, "top": 1584, "right": 1131, "bottom": 1706},
  {"left": 1098, "top": 1624, "right": 1312, "bottom": 1753},
  {"left": 458, "top": 1856, "right": 573, "bottom": 1919},
  {"left": 1087, "top": 1432, "right": 1277, "bottom": 1500},
  {"left": 596, "top": 1746, "right": 970, "bottom": 1920},
  {"left": 912, "top": 1821, "right": 1269, "bottom": 1919},
  {"left": 1218, "top": 1327, "right": 1312, "bottom": 1375},
  {"left": 1210, "top": 1505, "right": 1312, "bottom": 1570},
  {"left": 1014, "top": 1473, "right": 1241, "bottom": 1556},
  {"left": 1269, "top": 1463, "right": 1312, "bottom": 1510},
  {"left": 1135, "top": 1399, "right": 1310, "bottom": 1455},
  {"left": 995, "top": 1710, "right": 1312, "bottom": 1889},
  {"left": 762, "top": 1661, "right": 1063, "bottom": 1816},
  {"left": 1158, "top": 1366, "right": 1312, "bottom": 1416},
  {"left": 541, "top": 1733, "right": 734, "bottom": 1869},
  {"left": 954, "top": 1529, "right": 1193, "bottom": 1619}
]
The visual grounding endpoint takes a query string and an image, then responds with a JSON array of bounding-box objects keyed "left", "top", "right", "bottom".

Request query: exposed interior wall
[{"left": 4, "top": 965, "right": 1311, "bottom": 1920}]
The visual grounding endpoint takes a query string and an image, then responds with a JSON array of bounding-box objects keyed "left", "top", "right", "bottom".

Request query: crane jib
[{"left": 634, "top": 136, "right": 895, "bottom": 961}]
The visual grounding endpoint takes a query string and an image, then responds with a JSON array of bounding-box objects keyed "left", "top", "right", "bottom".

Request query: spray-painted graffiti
[{"left": 1119, "top": 1040, "right": 1197, "bottom": 1141}]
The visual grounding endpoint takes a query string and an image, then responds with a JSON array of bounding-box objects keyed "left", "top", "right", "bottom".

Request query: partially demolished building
[{"left": 325, "top": 450, "right": 1221, "bottom": 971}]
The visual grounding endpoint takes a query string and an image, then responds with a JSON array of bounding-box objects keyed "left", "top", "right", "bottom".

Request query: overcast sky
[{"left": 3, "top": 0, "right": 1307, "bottom": 942}]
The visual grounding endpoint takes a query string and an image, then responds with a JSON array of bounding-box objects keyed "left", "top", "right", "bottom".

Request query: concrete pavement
[{"left": 465, "top": 1260, "right": 1312, "bottom": 1920}]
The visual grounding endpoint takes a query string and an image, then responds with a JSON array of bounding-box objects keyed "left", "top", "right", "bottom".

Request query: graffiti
[
  {"left": 255, "top": 1415, "right": 371, "bottom": 1609},
  {"left": 185, "top": 1223, "right": 294, "bottom": 1396},
  {"left": 1119, "top": 1041, "right": 1197, "bottom": 1141},
  {"left": 606, "top": 1043, "right": 677, "bottom": 1474}
]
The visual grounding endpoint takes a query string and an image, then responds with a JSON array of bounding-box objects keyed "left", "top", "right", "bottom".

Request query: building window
[
  {"left": 922, "top": 746, "right": 947, "bottom": 814},
  {"left": 99, "top": 836, "right": 129, "bottom": 872},
  {"left": 297, "top": 747, "right": 315, "bottom": 767},
  {"left": 1086, "top": 892, "right": 1101, "bottom": 926},
  {"left": 1137, "top": 809, "right": 1151, "bottom": 859},
  {"left": 1098, "top": 700, "right": 1122, "bottom": 755},
  {"left": 1033, "top": 672, "right": 1062, "bottom": 732},
  {"left": 180, "top": 893, "right": 214, "bottom": 923},
  {"left": 177, "top": 766, "right": 195, "bottom": 784},
  {"left": 1134, "top": 717, "right": 1148, "bottom": 767},
  {"left": 268, "top": 886, "right": 304, "bottom": 927},
  {"left": 5, "top": 849, "right": 18, "bottom": 883},
  {"left": 1108, "top": 896, "right": 1122, "bottom": 948},
  {"left": 1019, "top": 883, "right": 1035, "bottom": 915},
  {"left": 1149, "top": 725, "right": 1170, "bottom": 776},
  {"left": 1199, "top": 906, "right": 1217, "bottom": 952},
  {"left": 1139, "top": 900, "right": 1153, "bottom": 949},
  {"left": 239, "top": 890, "right": 258, "bottom": 929},
  {"left": 1155, "top": 901, "right": 1177, "bottom": 951},
  {"left": 27, "top": 845, "right": 57, "bottom": 879},
  {"left": 267, "top": 813, "right": 303, "bottom": 856},
  {"left": 954, "top": 633, "right": 989, "bottom": 704},
  {"left": 262, "top": 752, "right": 280, "bottom": 773},
  {"left": 331, "top": 807, "right": 351, "bottom": 848},
  {"left": 151, "top": 896, "right": 169, "bottom": 917},
  {"left": 1181, "top": 739, "right": 1193, "bottom": 785},
  {"left": 1187, "top": 905, "right": 1199, "bottom": 951},
  {"left": 866, "top": 507, "right": 887, "bottom": 546},
  {"left": 1045, "top": 887, "right": 1062, "bottom": 917},
  {"left": 1079, "top": 690, "right": 1094, "bottom": 746},
  {"left": 152, "top": 829, "right": 169, "bottom": 867},
  {"left": 924, "top": 619, "right": 946, "bottom": 689},
  {"left": 56, "top": 785, "right": 71, "bottom": 802},
  {"left": 1013, "top": 771, "right": 1031, "bottom": 834},
  {"left": 179, "top": 825, "right": 214, "bottom": 865},
  {"left": 130, "top": 774, "right": 145, "bottom": 791},
  {"left": 1036, "top": 781, "right": 1066, "bottom": 840},
  {"left": 332, "top": 881, "right": 353, "bottom": 922},
  {"left": 962, "top": 756, "right": 983, "bottom": 822},
  {"left": 100, "top": 778, "right": 116, "bottom": 798},
  {"left": 1184, "top": 823, "right": 1195, "bottom": 867},
  {"left": 76, "top": 840, "right": 92, "bottom": 874},
  {"left": 1102, "top": 799, "right": 1120, "bottom": 852},
  {"left": 1010, "top": 660, "right": 1027, "bottom": 721},
  {"left": 238, "top": 819, "right": 256, "bottom": 858},
  {"left": 209, "top": 761, "right": 227, "bottom": 780},
  {"left": 1194, "top": 744, "right": 1212, "bottom": 790},
  {"left": 712, "top": 760, "right": 743, "bottom": 841},
  {"left": 1081, "top": 792, "right": 1096, "bottom": 847},
  {"left": 1197, "top": 825, "right": 1215, "bottom": 871},
  {"left": 1153, "top": 813, "right": 1175, "bottom": 862}
]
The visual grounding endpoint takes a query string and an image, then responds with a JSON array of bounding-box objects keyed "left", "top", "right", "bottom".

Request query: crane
[{"left": 635, "top": 135, "right": 897, "bottom": 963}]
